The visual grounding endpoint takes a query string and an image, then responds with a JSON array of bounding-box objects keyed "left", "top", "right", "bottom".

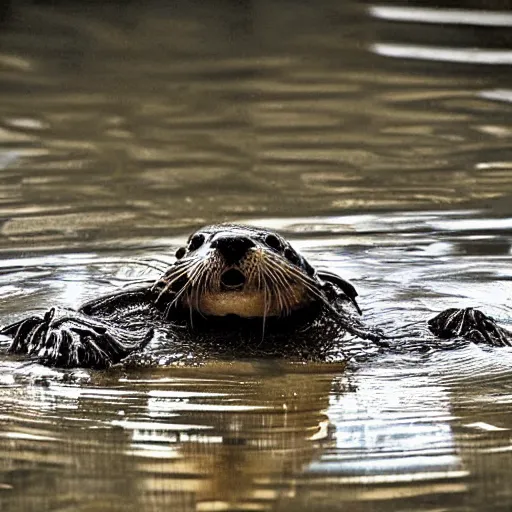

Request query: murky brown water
[{"left": 0, "top": 0, "right": 511, "bottom": 510}]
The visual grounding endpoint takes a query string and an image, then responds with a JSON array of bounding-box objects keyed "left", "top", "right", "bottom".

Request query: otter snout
[
  {"left": 211, "top": 235, "right": 255, "bottom": 265},
  {"left": 156, "top": 225, "right": 319, "bottom": 318}
]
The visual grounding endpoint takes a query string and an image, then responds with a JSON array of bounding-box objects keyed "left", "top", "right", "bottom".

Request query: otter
[{"left": 1, "top": 224, "right": 511, "bottom": 369}]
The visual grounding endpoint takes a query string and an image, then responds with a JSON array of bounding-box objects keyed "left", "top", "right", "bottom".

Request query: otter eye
[
  {"left": 188, "top": 234, "right": 205, "bottom": 251},
  {"left": 175, "top": 247, "right": 186, "bottom": 260},
  {"left": 265, "top": 234, "right": 282, "bottom": 251}
]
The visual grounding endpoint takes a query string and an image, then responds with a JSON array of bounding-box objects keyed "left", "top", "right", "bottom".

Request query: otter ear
[{"left": 317, "top": 270, "right": 362, "bottom": 315}]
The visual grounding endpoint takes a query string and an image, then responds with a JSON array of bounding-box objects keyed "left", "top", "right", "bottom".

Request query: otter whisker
[
  {"left": 155, "top": 267, "right": 193, "bottom": 303},
  {"left": 157, "top": 256, "right": 199, "bottom": 281},
  {"left": 163, "top": 259, "right": 205, "bottom": 317},
  {"left": 158, "top": 256, "right": 200, "bottom": 278},
  {"left": 199, "top": 263, "right": 210, "bottom": 318},
  {"left": 247, "top": 248, "right": 264, "bottom": 284},
  {"left": 258, "top": 260, "right": 287, "bottom": 311},
  {"left": 187, "top": 263, "right": 205, "bottom": 329},
  {"left": 263, "top": 265, "right": 289, "bottom": 317},
  {"left": 266, "top": 255, "right": 324, "bottom": 300},
  {"left": 270, "top": 266, "right": 292, "bottom": 315},
  {"left": 280, "top": 284, "right": 294, "bottom": 317},
  {"left": 264, "top": 257, "right": 316, "bottom": 306},
  {"left": 153, "top": 258, "right": 198, "bottom": 298},
  {"left": 188, "top": 260, "right": 209, "bottom": 325},
  {"left": 274, "top": 274, "right": 302, "bottom": 316},
  {"left": 190, "top": 266, "right": 200, "bottom": 318},
  {"left": 263, "top": 276, "right": 270, "bottom": 343},
  {"left": 192, "top": 260, "right": 209, "bottom": 319},
  {"left": 260, "top": 266, "right": 268, "bottom": 343},
  {"left": 265, "top": 256, "right": 340, "bottom": 316},
  {"left": 267, "top": 257, "right": 382, "bottom": 341},
  {"left": 268, "top": 262, "right": 300, "bottom": 317}
]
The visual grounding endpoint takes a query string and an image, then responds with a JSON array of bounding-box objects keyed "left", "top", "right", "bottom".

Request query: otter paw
[
  {"left": 1, "top": 307, "right": 153, "bottom": 369},
  {"left": 428, "top": 308, "right": 512, "bottom": 347}
]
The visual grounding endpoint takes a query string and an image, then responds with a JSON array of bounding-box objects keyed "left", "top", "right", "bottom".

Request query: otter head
[{"left": 153, "top": 224, "right": 328, "bottom": 319}]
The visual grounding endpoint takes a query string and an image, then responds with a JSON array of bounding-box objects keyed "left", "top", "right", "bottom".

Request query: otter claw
[
  {"left": 2, "top": 307, "right": 153, "bottom": 369},
  {"left": 428, "top": 308, "right": 512, "bottom": 347}
]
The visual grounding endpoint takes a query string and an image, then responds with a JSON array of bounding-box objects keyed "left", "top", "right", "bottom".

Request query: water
[{"left": 0, "top": 0, "right": 511, "bottom": 510}]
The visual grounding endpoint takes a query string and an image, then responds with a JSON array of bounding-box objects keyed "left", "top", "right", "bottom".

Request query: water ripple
[{"left": 0, "top": 0, "right": 512, "bottom": 510}]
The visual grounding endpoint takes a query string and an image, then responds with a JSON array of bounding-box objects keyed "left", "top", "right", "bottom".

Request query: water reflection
[
  {"left": 0, "top": 364, "right": 337, "bottom": 511},
  {"left": 0, "top": 0, "right": 511, "bottom": 252},
  {"left": 4, "top": 350, "right": 512, "bottom": 511},
  {"left": 0, "top": 0, "right": 512, "bottom": 510},
  {"left": 369, "top": 5, "right": 512, "bottom": 27},
  {"left": 0, "top": 209, "right": 511, "bottom": 510},
  {"left": 372, "top": 43, "right": 512, "bottom": 65}
]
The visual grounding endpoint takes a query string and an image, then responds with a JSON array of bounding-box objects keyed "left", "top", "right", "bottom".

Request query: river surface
[{"left": 0, "top": 0, "right": 512, "bottom": 510}]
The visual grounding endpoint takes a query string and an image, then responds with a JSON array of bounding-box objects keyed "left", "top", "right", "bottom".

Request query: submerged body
[{"left": 1, "top": 224, "right": 511, "bottom": 369}]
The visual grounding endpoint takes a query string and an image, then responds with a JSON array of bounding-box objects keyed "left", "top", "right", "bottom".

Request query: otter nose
[{"left": 211, "top": 236, "right": 255, "bottom": 264}]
